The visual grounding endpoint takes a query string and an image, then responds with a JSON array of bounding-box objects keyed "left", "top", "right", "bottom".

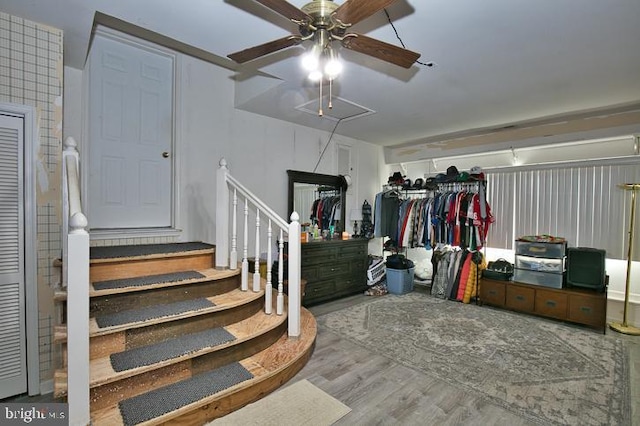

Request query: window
[{"left": 486, "top": 159, "right": 640, "bottom": 260}]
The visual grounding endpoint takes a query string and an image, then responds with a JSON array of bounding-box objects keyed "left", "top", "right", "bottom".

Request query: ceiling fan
[{"left": 227, "top": 0, "right": 421, "bottom": 69}]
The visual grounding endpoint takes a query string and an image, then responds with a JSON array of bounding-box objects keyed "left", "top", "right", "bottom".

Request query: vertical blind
[{"left": 486, "top": 160, "right": 640, "bottom": 261}]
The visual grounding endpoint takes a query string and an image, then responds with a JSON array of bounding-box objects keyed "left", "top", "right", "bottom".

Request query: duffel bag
[{"left": 484, "top": 258, "right": 513, "bottom": 281}]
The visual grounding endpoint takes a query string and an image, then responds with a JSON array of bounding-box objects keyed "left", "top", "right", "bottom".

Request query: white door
[
  {"left": 88, "top": 32, "right": 174, "bottom": 229},
  {"left": 0, "top": 113, "right": 27, "bottom": 399}
]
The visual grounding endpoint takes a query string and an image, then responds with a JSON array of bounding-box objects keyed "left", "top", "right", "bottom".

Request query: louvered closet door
[{"left": 0, "top": 114, "right": 27, "bottom": 399}]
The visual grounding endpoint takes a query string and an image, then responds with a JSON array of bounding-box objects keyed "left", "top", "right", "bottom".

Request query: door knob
[{"left": 162, "top": 151, "right": 170, "bottom": 158}]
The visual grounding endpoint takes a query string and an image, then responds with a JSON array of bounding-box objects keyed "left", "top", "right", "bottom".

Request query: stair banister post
[
  {"left": 241, "top": 198, "right": 249, "bottom": 291},
  {"left": 265, "top": 220, "right": 273, "bottom": 314},
  {"left": 253, "top": 209, "right": 261, "bottom": 292},
  {"left": 67, "top": 213, "right": 90, "bottom": 425},
  {"left": 287, "top": 212, "right": 301, "bottom": 337},
  {"left": 230, "top": 188, "right": 238, "bottom": 269},
  {"left": 276, "top": 230, "right": 284, "bottom": 315},
  {"left": 216, "top": 158, "right": 230, "bottom": 269}
]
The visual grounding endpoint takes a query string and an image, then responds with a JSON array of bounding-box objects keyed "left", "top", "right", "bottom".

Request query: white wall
[{"left": 63, "top": 52, "right": 384, "bottom": 245}]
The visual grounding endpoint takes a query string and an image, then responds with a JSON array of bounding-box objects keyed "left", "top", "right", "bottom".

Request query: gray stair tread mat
[
  {"left": 118, "top": 362, "right": 254, "bottom": 426},
  {"left": 93, "top": 270, "right": 206, "bottom": 291},
  {"left": 110, "top": 327, "right": 236, "bottom": 372},
  {"left": 95, "top": 297, "right": 215, "bottom": 329},
  {"left": 90, "top": 242, "right": 214, "bottom": 259}
]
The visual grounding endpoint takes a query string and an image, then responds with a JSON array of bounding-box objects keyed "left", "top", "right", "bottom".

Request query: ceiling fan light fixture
[
  {"left": 301, "top": 44, "right": 321, "bottom": 71},
  {"left": 324, "top": 48, "right": 343, "bottom": 78},
  {"left": 308, "top": 69, "right": 324, "bottom": 81}
]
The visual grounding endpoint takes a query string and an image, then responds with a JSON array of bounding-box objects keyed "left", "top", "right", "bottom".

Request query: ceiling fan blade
[
  {"left": 228, "top": 36, "right": 300, "bottom": 63},
  {"left": 253, "top": 0, "right": 311, "bottom": 22},
  {"left": 334, "top": 0, "right": 398, "bottom": 26},
  {"left": 341, "top": 33, "right": 420, "bottom": 68}
]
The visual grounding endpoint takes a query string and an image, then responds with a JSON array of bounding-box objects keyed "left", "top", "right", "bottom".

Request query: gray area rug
[
  {"left": 119, "top": 362, "right": 253, "bottom": 426},
  {"left": 318, "top": 292, "right": 631, "bottom": 426},
  {"left": 110, "top": 327, "right": 236, "bottom": 372},
  {"left": 93, "top": 270, "right": 206, "bottom": 291},
  {"left": 90, "top": 242, "right": 214, "bottom": 259},
  {"left": 95, "top": 298, "right": 215, "bottom": 328}
]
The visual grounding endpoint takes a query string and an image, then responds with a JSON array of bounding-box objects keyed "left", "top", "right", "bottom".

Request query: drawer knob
[
  {"left": 516, "top": 295, "right": 525, "bottom": 301},
  {"left": 580, "top": 306, "right": 592, "bottom": 313},
  {"left": 489, "top": 290, "right": 496, "bottom": 295},
  {"left": 546, "top": 300, "right": 556, "bottom": 307}
]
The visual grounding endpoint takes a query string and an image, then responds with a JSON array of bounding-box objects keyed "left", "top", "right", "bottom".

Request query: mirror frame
[{"left": 287, "top": 170, "right": 347, "bottom": 231}]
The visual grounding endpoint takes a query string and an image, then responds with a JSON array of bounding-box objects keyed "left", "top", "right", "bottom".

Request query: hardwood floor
[
  {"left": 4, "top": 289, "right": 639, "bottom": 425},
  {"left": 294, "top": 291, "right": 640, "bottom": 426}
]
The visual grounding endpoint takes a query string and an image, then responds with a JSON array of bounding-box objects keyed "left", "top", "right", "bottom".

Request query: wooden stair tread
[
  {"left": 90, "top": 308, "right": 317, "bottom": 425},
  {"left": 89, "top": 268, "right": 237, "bottom": 297},
  {"left": 87, "top": 307, "right": 288, "bottom": 388},
  {"left": 54, "top": 287, "right": 266, "bottom": 342},
  {"left": 89, "top": 288, "right": 265, "bottom": 336},
  {"left": 89, "top": 243, "right": 215, "bottom": 264}
]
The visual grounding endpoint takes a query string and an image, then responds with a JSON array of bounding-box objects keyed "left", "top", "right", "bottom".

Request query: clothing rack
[{"left": 377, "top": 177, "right": 491, "bottom": 304}]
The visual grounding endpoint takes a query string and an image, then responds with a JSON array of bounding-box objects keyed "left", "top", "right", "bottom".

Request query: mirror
[{"left": 287, "top": 170, "right": 347, "bottom": 234}]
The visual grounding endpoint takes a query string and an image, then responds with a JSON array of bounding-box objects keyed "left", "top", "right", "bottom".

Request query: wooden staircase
[{"left": 54, "top": 243, "right": 316, "bottom": 425}]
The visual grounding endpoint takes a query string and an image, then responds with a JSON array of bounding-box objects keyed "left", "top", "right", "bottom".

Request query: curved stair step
[
  {"left": 90, "top": 308, "right": 317, "bottom": 426},
  {"left": 90, "top": 242, "right": 215, "bottom": 261},
  {"left": 95, "top": 297, "right": 215, "bottom": 329},
  {"left": 89, "top": 307, "right": 288, "bottom": 388},
  {"left": 89, "top": 243, "right": 216, "bottom": 282},
  {"left": 54, "top": 287, "right": 265, "bottom": 343},
  {"left": 90, "top": 288, "right": 264, "bottom": 336},
  {"left": 90, "top": 268, "right": 239, "bottom": 298}
]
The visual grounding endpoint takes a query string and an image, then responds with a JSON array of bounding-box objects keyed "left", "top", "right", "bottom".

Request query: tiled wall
[{"left": 0, "top": 12, "right": 63, "bottom": 385}]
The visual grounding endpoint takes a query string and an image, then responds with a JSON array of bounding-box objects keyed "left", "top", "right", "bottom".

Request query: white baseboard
[
  {"left": 39, "top": 379, "right": 54, "bottom": 396},
  {"left": 606, "top": 298, "right": 640, "bottom": 328}
]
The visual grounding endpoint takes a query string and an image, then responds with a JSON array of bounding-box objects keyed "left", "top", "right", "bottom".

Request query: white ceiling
[{"left": 3, "top": 0, "right": 640, "bottom": 153}]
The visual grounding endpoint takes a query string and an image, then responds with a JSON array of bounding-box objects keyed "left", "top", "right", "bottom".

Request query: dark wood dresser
[
  {"left": 480, "top": 278, "right": 607, "bottom": 333},
  {"left": 300, "top": 238, "right": 369, "bottom": 306}
]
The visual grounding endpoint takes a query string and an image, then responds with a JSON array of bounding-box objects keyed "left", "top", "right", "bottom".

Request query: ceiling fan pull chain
[
  {"left": 318, "top": 79, "right": 323, "bottom": 117},
  {"left": 328, "top": 78, "right": 333, "bottom": 110}
]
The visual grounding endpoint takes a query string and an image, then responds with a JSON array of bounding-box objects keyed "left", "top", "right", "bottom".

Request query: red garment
[{"left": 456, "top": 253, "right": 473, "bottom": 301}]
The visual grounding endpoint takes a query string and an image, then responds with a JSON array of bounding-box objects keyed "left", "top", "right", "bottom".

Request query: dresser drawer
[
  {"left": 568, "top": 294, "right": 606, "bottom": 327},
  {"left": 335, "top": 274, "right": 366, "bottom": 294},
  {"left": 480, "top": 279, "right": 506, "bottom": 306},
  {"left": 535, "top": 289, "right": 568, "bottom": 319},
  {"left": 303, "top": 279, "right": 336, "bottom": 303},
  {"left": 301, "top": 245, "right": 338, "bottom": 265},
  {"left": 506, "top": 284, "right": 535, "bottom": 312},
  {"left": 338, "top": 243, "right": 367, "bottom": 257}
]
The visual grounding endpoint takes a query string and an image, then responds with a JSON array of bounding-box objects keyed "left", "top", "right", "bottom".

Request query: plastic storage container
[
  {"left": 386, "top": 267, "right": 415, "bottom": 294},
  {"left": 515, "top": 255, "right": 564, "bottom": 273},
  {"left": 515, "top": 241, "right": 566, "bottom": 258},
  {"left": 513, "top": 268, "right": 564, "bottom": 289}
]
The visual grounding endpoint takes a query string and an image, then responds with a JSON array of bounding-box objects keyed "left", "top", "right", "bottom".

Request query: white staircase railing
[
  {"left": 61, "top": 137, "right": 90, "bottom": 425},
  {"left": 216, "top": 159, "right": 302, "bottom": 337}
]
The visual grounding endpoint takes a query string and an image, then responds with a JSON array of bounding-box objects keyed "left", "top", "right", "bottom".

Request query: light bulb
[
  {"left": 301, "top": 42, "right": 322, "bottom": 72},
  {"left": 324, "top": 47, "right": 342, "bottom": 78},
  {"left": 301, "top": 52, "right": 319, "bottom": 72},
  {"left": 324, "top": 58, "right": 342, "bottom": 78},
  {"left": 308, "top": 70, "right": 323, "bottom": 81}
]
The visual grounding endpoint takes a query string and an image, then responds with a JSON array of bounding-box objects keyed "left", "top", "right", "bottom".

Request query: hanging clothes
[{"left": 374, "top": 183, "right": 493, "bottom": 250}]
